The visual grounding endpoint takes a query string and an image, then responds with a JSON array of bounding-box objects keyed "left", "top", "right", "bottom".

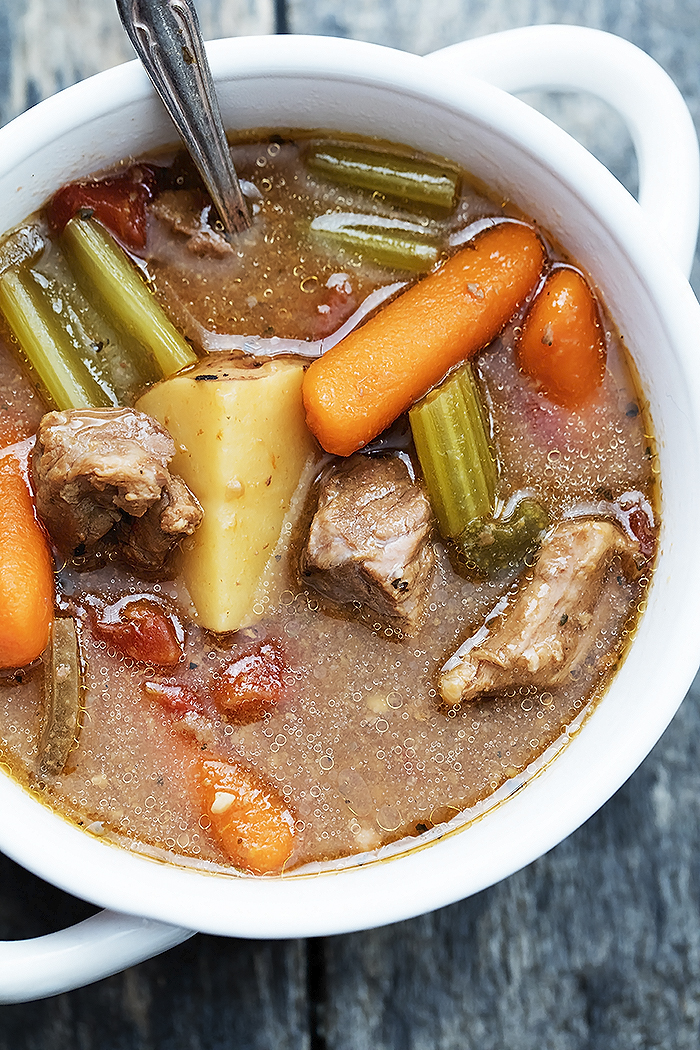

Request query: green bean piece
[
  {"left": 306, "top": 143, "right": 459, "bottom": 212},
  {"left": 455, "top": 497, "right": 550, "bottom": 578},
  {"left": 40, "top": 617, "right": 82, "bottom": 777},
  {"left": 61, "top": 217, "right": 197, "bottom": 377},
  {"left": 311, "top": 212, "right": 439, "bottom": 272},
  {"left": 409, "top": 363, "right": 498, "bottom": 538},
  {"left": 0, "top": 266, "right": 114, "bottom": 410}
]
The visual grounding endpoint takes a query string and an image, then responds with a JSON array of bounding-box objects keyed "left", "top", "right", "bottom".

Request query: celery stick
[
  {"left": 61, "top": 217, "right": 197, "bottom": 377},
  {"left": 311, "top": 212, "right": 439, "bottom": 272},
  {"left": 0, "top": 225, "right": 45, "bottom": 276},
  {"left": 456, "top": 497, "right": 549, "bottom": 577},
  {"left": 36, "top": 249, "right": 160, "bottom": 405},
  {"left": 409, "top": 363, "right": 497, "bottom": 537},
  {"left": 0, "top": 266, "right": 114, "bottom": 410},
  {"left": 306, "top": 143, "right": 458, "bottom": 212}
]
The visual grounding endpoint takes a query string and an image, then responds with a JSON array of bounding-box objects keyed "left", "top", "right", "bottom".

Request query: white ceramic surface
[{"left": 2, "top": 24, "right": 700, "bottom": 1002}]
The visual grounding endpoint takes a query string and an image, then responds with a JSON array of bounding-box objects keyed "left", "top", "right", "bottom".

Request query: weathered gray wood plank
[{"left": 0, "top": 0, "right": 274, "bottom": 126}]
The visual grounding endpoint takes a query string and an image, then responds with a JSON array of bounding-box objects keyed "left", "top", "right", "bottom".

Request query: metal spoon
[{"left": 116, "top": 0, "right": 251, "bottom": 235}]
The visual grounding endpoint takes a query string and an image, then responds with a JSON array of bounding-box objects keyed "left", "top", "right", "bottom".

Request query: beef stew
[{"left": 0, "top": 134, "right": 656, "bottom": 874}]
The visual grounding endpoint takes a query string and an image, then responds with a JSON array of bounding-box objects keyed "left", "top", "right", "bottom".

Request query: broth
[{"left": 0, "top": 134, "right": 656, "bottom": 872}]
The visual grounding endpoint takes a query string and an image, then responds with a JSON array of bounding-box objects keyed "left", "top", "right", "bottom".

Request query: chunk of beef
[
  {"left": 33, "top": 408, "right": 202, "bottom": 572},
  {"left": 151, "top": 190, "right": 233, "bottom": 257},
  {"left": 300, "top": 455, "right": 435, "bottom": 632},
  {"left": 118, "top": 474, "right": 203, "bottom": 572},
  {"left": 440, "top": 518, "right": 640, "bottom": 705}
]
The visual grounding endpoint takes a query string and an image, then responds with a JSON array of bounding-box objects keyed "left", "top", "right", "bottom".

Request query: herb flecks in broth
[{"left": 0, "top": 134, "right": 656, "bottom": 874}]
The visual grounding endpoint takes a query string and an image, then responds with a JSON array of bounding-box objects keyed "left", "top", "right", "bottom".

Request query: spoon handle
[{"left": 116, "top": 0, "right": 251, "bottom": 234}]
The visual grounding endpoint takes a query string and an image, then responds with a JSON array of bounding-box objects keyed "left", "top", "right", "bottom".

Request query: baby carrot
[
  {"left": 199, "top": 758, "right": 296, "bottom": 874},
  {"left": 0, "top": 453, "right": 54, "bottom": 668},
  {"left": 303, "top": 221, "right": 545, "bottom": 456},
  {"left": 517, "top": 266, "right": 606, "bottom": 409}
]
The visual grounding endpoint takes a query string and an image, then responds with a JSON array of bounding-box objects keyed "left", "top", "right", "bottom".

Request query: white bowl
[{"left": 2, "top": 24, "right": 700, "bottom": 1002}]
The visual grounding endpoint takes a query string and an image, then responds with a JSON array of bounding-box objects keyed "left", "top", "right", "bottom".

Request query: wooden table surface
[{"left": 2, "top": 1, "right": 700, "bottom": 1046}]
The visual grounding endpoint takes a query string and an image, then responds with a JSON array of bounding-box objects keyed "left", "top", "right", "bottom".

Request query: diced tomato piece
[
  {"left": 199, "top": 758, "right": 296, "bottom": 874},
  {"left": 92, "top": 596, "right": 184, "bottom": 666},
  {"left": 310, "top": 274, "right": 358, "bottom": 340},
  {"left": 46, "top": 165, "right": 158, "bottom": 250},
  {"left": 626, "top": 507, "right": 656, "bottom": 561},
  {"left": 213, "top": 641, "right": 287, "bottom": 725},
  {"left": 143, "top": 679, "right": 202, "bottom": 715}
]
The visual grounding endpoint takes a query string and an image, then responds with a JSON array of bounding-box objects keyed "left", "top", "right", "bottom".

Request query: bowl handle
[
  {"left": 425, "top": 24, "right": 700, "bottom": 278},
  {"left": 0, "top": 910, "right": 194, "bottom": 1003}
]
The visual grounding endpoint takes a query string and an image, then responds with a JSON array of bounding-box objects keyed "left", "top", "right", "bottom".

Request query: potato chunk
[{"left": 137, "top": 353, "right": 317, "bottom": 631}]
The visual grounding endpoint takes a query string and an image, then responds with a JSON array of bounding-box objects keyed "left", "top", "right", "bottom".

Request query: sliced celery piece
[
  {"left": 409, "top": 363, "right": 497, "bottom": 538},
  {"left": 0, "top": 225, "right": 45, "bottom": 276},
  {"left": 311, "top": 212, "right": 439, "bottom": 272},
  {"left": 0, "top": 266, "right": 114, "bottom": 410},
  {"left": 36, "top": 248, "right": 160, "bottom": 405},
  {"left": 61, "top": 217, "right": 197, "bottom": 377},
  {"left": 306, "top": 143, "right": 458, "bottom": 212},
  {"left": 456, "top": 497, "right": 549, "bottom": 577}
]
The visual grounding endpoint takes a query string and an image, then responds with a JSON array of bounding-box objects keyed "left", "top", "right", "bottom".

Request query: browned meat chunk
[
  {"left": 440, "top": 518, "right": 640, "bottom": 705},
  {"left": 300, "top": 455, "right": 435, "bottom": 632},
  {"left": 151, "top": 190, "right": 233, "bottom": 257},
  {"left": 33, "top": 408, "right": 202, "bottom": 571}
]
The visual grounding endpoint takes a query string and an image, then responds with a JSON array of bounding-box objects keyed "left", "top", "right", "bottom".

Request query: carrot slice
[
  {"left": 0, "top": 453, "right": 54, "bottom": 668},
  {"left": 199, "top": 758, "right": 295, "bottom": 874},
  {"left": 302, "top": 221, "right": 545, "bottom": 456},
  {"left": 213, "top": 641, "right": 287, "bottom": 725},
  {"left": 517, "top": 266, "right": 606, "bottom": 409}
]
